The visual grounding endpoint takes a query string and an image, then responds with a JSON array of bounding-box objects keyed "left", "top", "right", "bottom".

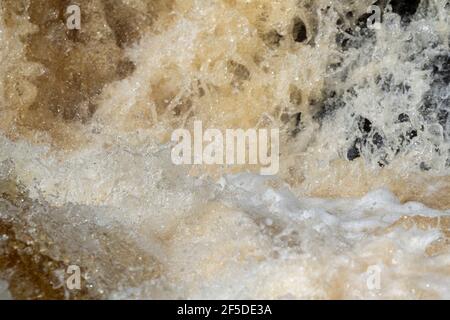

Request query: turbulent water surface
[{"left": 0, "top": 0, "right": 449, "bottom": 299}]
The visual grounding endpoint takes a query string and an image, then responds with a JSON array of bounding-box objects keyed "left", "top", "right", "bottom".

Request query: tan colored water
[{"left": 0, "top": 0, "right": 449, "bottom": 299}]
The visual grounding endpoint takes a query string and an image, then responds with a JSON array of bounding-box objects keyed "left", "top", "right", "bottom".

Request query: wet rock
[
  {"left": 356, "top": 12, "right": 373, "bottom": 29},
  {"left": 347, "top": 139, "right": 361, "bottom": 161},
  {"left": 378, "top": 157, "right": 389, "bottom": 168},
  {"left": 328, "top": 62, "right": 342, "bottom": 71},
  {"left": 407, "top": 129, "right": 418, "bottom": 140},
  {"left": 295, "top": 112, "right": 302, "bottom": 128},
  {"left": 358, "top": 117, "right": 373, "bottom": 134},
  {"left": 292, "top": 17, "right": 307, "bottom": 43},
  {"left": 397, "top": 113, "right": 410, "bottom": 123},
  {"left": 420, "top": 162, "right": 431, "bottom": 171},
  {"left": 372, "top": 132, "right": 384, "bottom": 148},
  {"left": 390, "top": 0, "right": 421, "bottom": 22}
]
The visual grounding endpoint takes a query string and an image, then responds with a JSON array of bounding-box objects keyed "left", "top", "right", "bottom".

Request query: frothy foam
[{"left": 0, "top": 0, "right": 449, "bottom": 299}]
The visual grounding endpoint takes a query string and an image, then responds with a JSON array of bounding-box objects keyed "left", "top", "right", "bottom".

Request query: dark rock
[
  {"left": 295, "top": 112, "right": 302, "bottom": 128},
  {"left": 328, "top": 62, "right": 342, "bottom": 71},
  {"left": 390, "top": 0, "right": 421, "bottom": 22},
  {"left": 378, "top": 159, "right": 388, "bottom": 167},
  {"left": 420, "top": 162, "right": 431, "bottom": 171},
  {"left": 397, "top": 113, "right": 410, "bottom": 123},
  {"left": 347, "top": 139, "right": 361, "bottom": 161},
  {"left": 407, "top": 129, "right": 418, "bottom": 139},
  {"left": 358, "top": 117, "right": 373, "bottom": 133},
  {"left": 372, "top": 132, "right": 384, "bottom": 148},
  {"left": 292, "top": 17, "right": 307, "bottom": 43},
  {"left": 356, "top": 12, "right": 373, "bottom": 29}
]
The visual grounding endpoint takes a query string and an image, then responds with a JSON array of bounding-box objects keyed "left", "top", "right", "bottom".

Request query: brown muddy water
[{"left": 0, "top": 0, "right": 449, "bottom": 299}]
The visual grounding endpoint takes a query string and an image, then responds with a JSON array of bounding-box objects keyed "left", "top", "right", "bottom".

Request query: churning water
[{"left": 0, "top": 0, "right": 449, "bottom": 299}]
